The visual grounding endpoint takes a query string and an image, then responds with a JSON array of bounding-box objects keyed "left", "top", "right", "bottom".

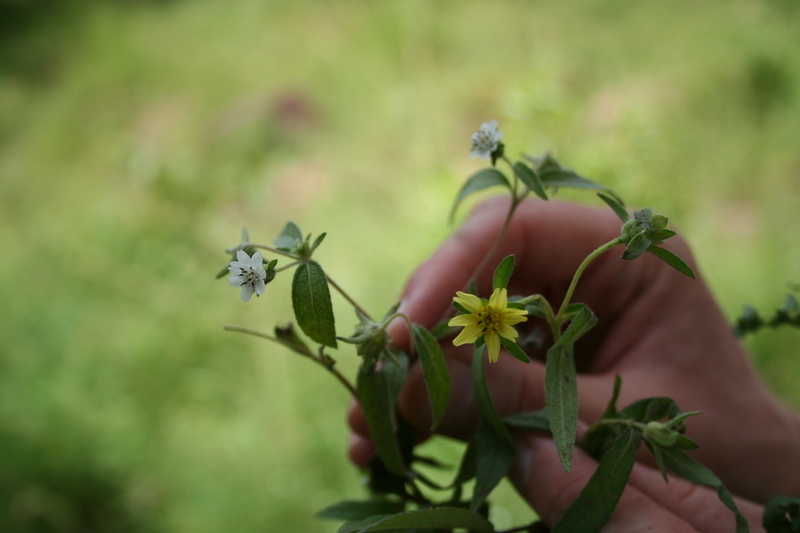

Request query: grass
[{"left": 1, "top": 0, "right": 799, "bottom": 531}]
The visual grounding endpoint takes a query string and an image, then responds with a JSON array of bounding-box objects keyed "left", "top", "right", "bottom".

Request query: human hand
[{"left": 348, "top": 197, "right": 800, "bottom": 505}]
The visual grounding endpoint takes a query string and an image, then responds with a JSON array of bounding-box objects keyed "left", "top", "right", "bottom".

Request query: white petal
[
  {"left": 236, "top": 250, "right": 249, "bottom": 263},
  {"left": 228, "top": 275, "right": 244, "bottom": 287},
  {"left": 240, "top": 285, "right": 254, "bottom": 302},
  {"left": 254, "top": 279, "right": 266, "bottom": 296},
  {"left": 251, "top": 252, "right": 263, "bottom": 267}
]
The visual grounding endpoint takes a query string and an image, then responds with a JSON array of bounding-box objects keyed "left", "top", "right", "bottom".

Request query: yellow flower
[{"left": 448, "top": 288, "right": 528, "bottom": 363}]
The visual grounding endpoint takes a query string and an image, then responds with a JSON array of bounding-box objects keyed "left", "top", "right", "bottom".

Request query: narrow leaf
[
  {"left": 411, "top": 325, "right": 451, "bottom": 429},
  {"left": 545, "top": 342, "right": 579, "bottom": 473},
  {"left": 472, "top": 418, "right": 516, "bottom": 513},
  {"left": 660, "top": 448, "right": 749, "bottom": 533},
  {"left": 338, "top": 507, "right": 495, "bottom": 533},
  {"left": 473, "top": 345, "right": 513, "bottom": 445},
  {"left": 647, "top": 229, "right": 676, "bottom": 245},
  {"left": 600, "top": 374, "right": 623, "bottom": 420},
  {"left": 552, "top": 429, "right": 641, "bottom": 533},
  {"left": 310, "top": 232, "right": 327, "bottom": 253},
  {"left": 513, "top": 161, "right": 548, "bottom": 200},
  {"left": 357, "top": 363, "right": 406, "bottom": 476},
  {"left": 646, "top": 246, "right": 696, "bottom": 279},
  {"left": 504, "top": 409, "right": 551, "bottom": 432},
  {"left": 450, "top": 168, "right": 511, "bottom": 222},
  {"left": 492, "top": 255, "right": 515, "bottom": 290},
  {"left": 597, "top": 192, "right": 629, "bottom": 222},
  {"left": 545, "top": 304, "right": 597, "bottom": 472},
  {"left": 538, "top": 169, "right": 623, "bottom": 203},
  {"left": 318, "top": 500, "right": 404, "bottom": 521},
  {"left": 292, "top": 260, "right": 337, "bottom": 347},
  {"left": 274, "top": 221, "right": 303, "bottom": 250},
  {"left": 500, "top": 336, "right": 530, "bottom": 363},
  {"left": 556, "top": 304, "right": 598, "bottom": 347}
]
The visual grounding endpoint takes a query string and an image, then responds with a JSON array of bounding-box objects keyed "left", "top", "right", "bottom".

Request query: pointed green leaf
[
  {"left": 357, "top": 357, "right": 408, "bottom": 477},
  {"left": 552, "top": 428, "right": 641, "bottom": 533},
  {"left": 646, "top": 245, "right": 696, "bottom": 279},
  {"left": 660, "top": 448, "right": 749, "bottom": 533},
  {"left": 597, "top": 193, "right": 629, "bottom": 222},
  {"left": 473, "top": 345, "right": 513, "bottom": 446},
  {"left": 621, "top": 233, "right": 651, "bottom": 260},
  {"left": 545, "top": 342, "right": 579, "bottom": 473},
  {"left": 646, "top": 229, "right": 676, "bottom": 245},
  {"left": 513, "top": 161, "right": 548, "bottom": 200},
  {"left": 450, "top": 168, "right": 511, "bottom": 222},
  {"left": 492, "top": 255, "right": 516, "bottom": 290},
  {"left": 601, "top": 374, "right": 623, "bottom": 420},
  {"left": 338, "top": 506, "right": 495, "bottom": 533},
  {"left": 472, "top": 418, "right": 516, "bottom": 513},
  {"left": 556, "top": 304, "right": 598, "bottom": 347},
  {"left": 292, "top": 260, "right": 337, "bottom": 347},
  {"left": 504, "top": 408, "right": 551, "bottom": 432},
  {"left": 499, "top": 336, "right": 530, "bottom": 363},
  {"left": 274, "top": 221, "right": 303, "bottom": 250},
  {"left": 538, "top": 168, "right": 623, "bottom": 203},
  {"left": 546, "top": 305, "right": 597, "bottom": 472},
  {"left": 318, "top": 500, "right": 405, "bottom": 521},
  {"left": 310, "top": 232, "right": 327, "bottom": 253},
  {"left": 411, "top": 325, "right": 451, "bottom": 429}
]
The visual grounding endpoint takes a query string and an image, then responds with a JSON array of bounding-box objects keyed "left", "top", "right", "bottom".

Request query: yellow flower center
[{"left": 477, "top": 306, "right": 501, "bottom": 334}]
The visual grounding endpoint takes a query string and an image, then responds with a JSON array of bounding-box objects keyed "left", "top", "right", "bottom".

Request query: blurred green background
[{"left": 1, "top": 0, "right": 799, "bottom": 531}]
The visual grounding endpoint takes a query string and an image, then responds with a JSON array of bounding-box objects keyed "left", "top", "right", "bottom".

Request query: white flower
[
  {"left": 228, "top": 250, "right": 267, "bottom": 302},
  {"left": 470, "top": 120, "right": 503, "bottom": 160}
]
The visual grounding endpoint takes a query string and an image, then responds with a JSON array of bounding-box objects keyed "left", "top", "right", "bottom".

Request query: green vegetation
[{"left": 1, "top": 0, "right": 799, "bottom": 531}]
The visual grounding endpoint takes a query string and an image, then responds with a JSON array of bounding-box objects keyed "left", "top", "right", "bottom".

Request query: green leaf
[
  {"left": 357, "top": 359, "right": 408, "bottom": 477},
  {"left": 556, "top": 304, "right": 598, "bottom": 347},
  {"left": 473, "top": 345, "right": 514, "bottom": 446},
  {"left": 450, "top": 168, "right": 511, "bottom": 222},
  {"left": 545, "top": 342, "right": 579, "bottom": 473},
  {"left": 504, "top": 408, "right": 551, "bottom": 432},
  {"left": 538, "top": 168, "right": 623, "bottom": 203},
  {"left": 597, "top": 193, "right": 629, "bottom": 222},
  {"left": 617, "top": 396, "right": 683, "bottom": 424},
  {"left": 274, "top": 221, "right": 303, "bottom": 250},
  {"left": 660, "top": 448, "right": 749, "bottom": 533},
  {"left": 337, "top": 507, "right": 495, "bottom": 533},
  {"left": 472, "top": 418, "right": 516, "bottom": 513},
  {"left": 545, "top": 305, "right": 598, "bottom": 472},
  {"left": 646, "top": 229, "right": 676, "bottom": 245},
  {"left": 310, "top": 232, "right": 327, "bottom": 253},
  {"left": 621, "top": 233, "right": 651, "bottom": 260},
  {"left": 762, "top": 495, "right": 800, "bottom": 533},
  {"left": 492, "top": 255, "right": 515, "bottom": 290},
  {"left": 500, "top": 335, "right": 530, "bottom": 363},
  {"left": 552, "top": 428, "right": 641, "bottom": 533},
  {"left": 291, "top": 260, "right": 337, "bottom": 347},
  {"left": 274, "top": 323, "right": 310, "bottom": 354},
  {"left": 411, "top": 324, "right": 451, "bottom": 430},
  {"left": 318, "top": 500, "right": 405, "bottom": 521},
  {"left": 646, "top": 246, "right": 696, "bottom": 279},
  {"left": 512, "top": 161, "right": 548, "bottom": 200}
]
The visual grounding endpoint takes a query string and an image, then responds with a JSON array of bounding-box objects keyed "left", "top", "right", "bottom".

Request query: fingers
[
  {"left": 385, "top": 197, "right": 637, "bottom": 349},
  {"left": 510, "top": 434, "right": 763, "bottom": 533}
]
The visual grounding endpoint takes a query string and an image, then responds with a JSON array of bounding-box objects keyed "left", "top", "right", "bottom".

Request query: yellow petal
[
  {"left": 500, "top": 308, "right": 528, "bottom": 326},
  {"left": 489, "top": 288, "right": 508, "bottom": 310},
  {"left": 485, "top": 333, "right": 501, "bottom": 363},
  {"left": 497, "top": 323, "right": 519, "bottom": 341},
  {"left": 449, "top": 314, "right": 479, "bottom": 327},
  {"left": 453, "top": 291, "right": 482, "bottom": 313},
  {"left": 453, "top": 324, "right": 483, "bottom": 346}
]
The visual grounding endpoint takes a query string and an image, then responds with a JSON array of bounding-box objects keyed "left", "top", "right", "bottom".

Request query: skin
[{"left": 348, "top": 197, "right": 800, "bottom": 531}]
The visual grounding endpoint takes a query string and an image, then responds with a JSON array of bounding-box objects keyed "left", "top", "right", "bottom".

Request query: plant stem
[
  {"left": 326, "top": 274, "right": 373, "bottom": 322},
  {"left": 223, "top": 324, "right": 358, "bottom": 399},
  {"left": 247, "top": 243, "right": 301, "bottom": 260},
  {"left": 554, "top": 237, "right": 624, "bottom": 325}
]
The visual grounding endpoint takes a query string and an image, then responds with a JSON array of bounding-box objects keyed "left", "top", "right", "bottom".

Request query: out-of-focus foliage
[{"left": 1, "top": 1, "right": 799, "bottom": 531}]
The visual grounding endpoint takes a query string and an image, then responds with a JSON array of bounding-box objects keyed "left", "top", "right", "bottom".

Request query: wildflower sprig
[{"left": 218, "top": 121, "right": 752, "bottom": 533}]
